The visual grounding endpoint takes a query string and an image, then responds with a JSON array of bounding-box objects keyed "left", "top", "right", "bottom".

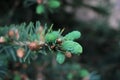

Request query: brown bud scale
[
  {"left": 65, "top": 52, "right": 72, "bottom": 58},
  {"left": 17, "top": 48, "right": 25, "bottom": 58},
  {"left": 29, "top": 42, "right": 40, "bottom": 51},
  {"left": 0, "top": 36, "right": 6, "bottom": 43},
  {"left": 8, "top": 30, "right": 15, "bottom": 38}
]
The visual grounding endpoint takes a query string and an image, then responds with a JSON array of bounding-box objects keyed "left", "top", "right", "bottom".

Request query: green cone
[
  {"left": 62, "top": 41, "right": 83, "bottom": 55},
  {"left": 36, "top": 4, "right": 45, "bottom": 14},
  {"left": 56, "top": 52, "right": 65, "bottom": 64},
  {"left": 64, "top": 31, "right": 81, "bottom": 40},
  {"left": 45, "top": 31, "right": 60, "bottom": 43},
  {"left": 48, "top": 0, "right": 61, "bottom": 8}
]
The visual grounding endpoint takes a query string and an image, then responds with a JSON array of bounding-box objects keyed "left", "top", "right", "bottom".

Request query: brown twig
[{"left": 13, "top": 41, "right": 45, "bottom": 46}]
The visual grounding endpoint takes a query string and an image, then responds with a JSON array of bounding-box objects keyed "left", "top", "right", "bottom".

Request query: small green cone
[
  {"left": 56, "top": 52, "right": 65, "bottom": 64},
  {"left": 48, "top": 0, "right": 61, "bottom": 8},
  {"left": 36, "top": 4, "right": 45, "bottom": 14},
  {"left": 61, "top": 41, "right": 83, "bottom": 55},
  {"left": 45, "top": 31, "right": 60, "bottom": 43},
  {"left": 64, "top": 31, "right": 81, "bottom": 40}
]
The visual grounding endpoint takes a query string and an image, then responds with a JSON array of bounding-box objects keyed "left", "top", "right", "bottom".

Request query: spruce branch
[
  {"left": 0, "top": 21, "right": 83, "bottom": 64},
  {"left": 0, "top": 21, "right": 83, "bottom": 79}
]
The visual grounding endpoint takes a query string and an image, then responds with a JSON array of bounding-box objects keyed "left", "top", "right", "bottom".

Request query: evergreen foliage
[
  {"left": 0, "top": 0, "right": 119, "bottom": 80},
  {"left": 0, "top": 21, "right": 83, "bottom": 79}
]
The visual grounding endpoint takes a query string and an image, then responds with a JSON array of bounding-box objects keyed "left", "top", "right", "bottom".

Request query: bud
[
  {"left": 65, "top": 52, "right": 72, "bottom": 58},
  {"left": 17, "top": 48, "right": 25, "bottom": 58},
  {"left": 45, "top": 31, "right": 60, "bottom": 43},
  {"left": 56, "top": 38, "right": 62, "bottom": 44},
  {"left": 8, "top": 30, "right": 15, "bottom": 38},
  {"left": 64, "top": 31, "right": 81, "bottom": 41},
  {"left": 36, "top": 4, "right": 45, "bottom": 14},
  {"left": 8, "top": 29, "right": 19, "bottom": 40},
  {"left": 28, "top": 42, "right": 40, "bottom": 51},
  {"left": 48, "top": 0, "right": 61, "bottom": 8},
  {"left": 50, "top": 45, "right": 55, "bottom": 49},
  {"left": 56, "top": 52, "right": 65, "bottom": 64},
  {"left": 61, "top": 41, "right": 83, "bottom": 55},
  {"left": 0, "top": 36, "right": 6, "bottom": 43}
]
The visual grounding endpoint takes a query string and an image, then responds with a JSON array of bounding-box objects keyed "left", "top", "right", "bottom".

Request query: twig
[{"left": 13, "top": 41, "right": 45, "bottom": 46}]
